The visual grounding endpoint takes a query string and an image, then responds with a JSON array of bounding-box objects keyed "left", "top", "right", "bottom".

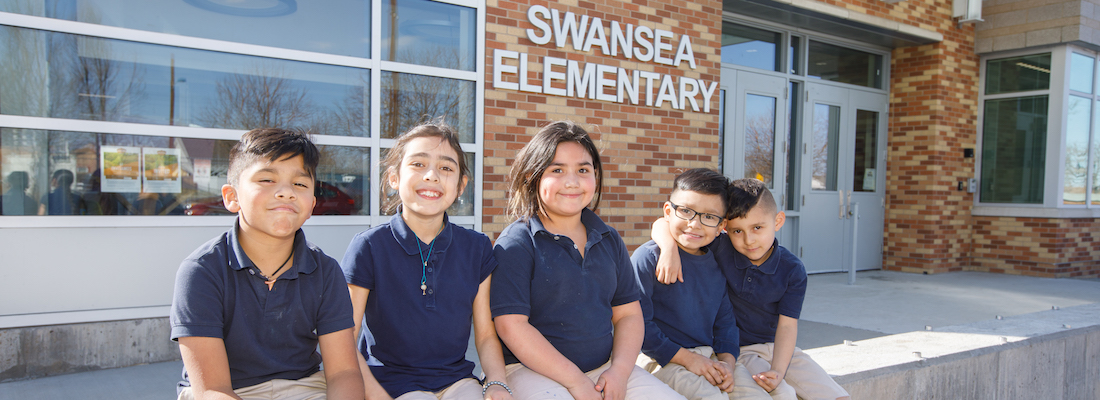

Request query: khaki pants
[
  {"left": 505, "top": 361, "right": 687, "bottom": 400},
  {"left": 738, "top": 344, "right": 848, "bottom": 400},
  {"left": 395, "top": 378, "right": 483, "bottom": 400},
  {"left": 178, "top": 371, "right": 327, "bottom": 400},
  {"left": 636, "top": 346, "right": 771, "bottom": 400}
]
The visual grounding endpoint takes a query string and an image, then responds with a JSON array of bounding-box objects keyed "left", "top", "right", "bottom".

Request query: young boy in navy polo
[
  {"left": 654, "top": 178, "right": 848, "bottom": 400},
  {"left": 170, "top": 128, "right": 363, "bottom": 400},
  {"left": 632, "top": 169, "right": 770, "bottom": 400}
]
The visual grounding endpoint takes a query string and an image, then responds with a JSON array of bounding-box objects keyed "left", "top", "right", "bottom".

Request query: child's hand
[
  {"left": 565, "top": 377, "right": 603, "bottom": 400},
  {"left": 483, "top": 384, "right": 513, "bottom": 400},
  {"left": 714, "top": 361, "right": 736, "bottom": 393},
  {"left": 678, "top": 352, "right": 726, "bottom": 387},
  {"left": 752, "top": 370, "right": 782, "bottom": 392},
  {"left": 594, "top": 367, "right": 630, "bottom": 400}
]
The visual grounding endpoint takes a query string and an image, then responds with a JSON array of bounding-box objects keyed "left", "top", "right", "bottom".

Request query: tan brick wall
[
  {"left": 484, "top": 0, "right": 723, "bottom": 247},
  {"left": 972, "top": 217, "right": 1100, "bottom": 277},
  {"left": 975, "top": 0, "right": 1100, "bottom": 53}
]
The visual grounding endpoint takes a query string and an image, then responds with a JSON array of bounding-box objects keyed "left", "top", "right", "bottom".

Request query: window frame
[
  {"left": 974, "top": 45, "right": 1100, "bottom": 218},
  {"left": 0, "top": 0, "right": 487, "bottom": 230}
]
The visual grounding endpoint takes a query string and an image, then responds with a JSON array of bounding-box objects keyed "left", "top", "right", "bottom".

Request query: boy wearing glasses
[
  {"left": 631, "top": 169, "right": 771, "bottom": 400},
  {"left": 653, "top": 178, "right": 849, "bottom": 400}
]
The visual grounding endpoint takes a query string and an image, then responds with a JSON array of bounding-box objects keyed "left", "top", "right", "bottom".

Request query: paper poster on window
[
  {"left": 142, "top": 147, "right": 182, "bottom": 193},
  {"left": 192, "top": 158, "right": 212, "bottom": 190},
  {"left": 100, "top": 146, "right": 142, "bottom": 193},
  {"left": 863, "top": 168, "right": 876, "bottom": 191}
]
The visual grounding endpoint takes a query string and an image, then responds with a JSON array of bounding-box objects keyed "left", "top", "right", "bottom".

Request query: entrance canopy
[{"left": 724, "top": 0, "right": 942, "bottom": 48}]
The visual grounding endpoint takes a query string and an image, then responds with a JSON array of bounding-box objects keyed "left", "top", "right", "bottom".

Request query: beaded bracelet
[{"left": 482, "top": 380, "right": 513, "bottom": 396}]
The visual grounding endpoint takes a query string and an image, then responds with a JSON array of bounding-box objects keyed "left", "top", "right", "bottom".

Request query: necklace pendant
[
  {"left": 421, "top": 284, "right": 427, "bottom": 295},
  {"left": 265, "top": 280, "right": 276, "bottom": 291}
]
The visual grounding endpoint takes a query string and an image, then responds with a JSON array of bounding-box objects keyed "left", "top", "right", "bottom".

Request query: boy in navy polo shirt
[
  {"left": 170, "top": 128, "right": 363, "bottom": 400},
  {"left": 654, "top": 178, "right": 848, "bottom": 400},
  {"left": 632, "top": 169, "right": 770, "bottom": 400}
]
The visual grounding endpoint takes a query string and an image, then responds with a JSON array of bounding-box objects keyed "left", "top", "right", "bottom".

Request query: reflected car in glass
[{"left": 185, "top": 181, "right": 357, "bottom": 215}]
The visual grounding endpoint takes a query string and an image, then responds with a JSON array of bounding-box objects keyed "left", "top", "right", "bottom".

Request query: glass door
[
  {"left": 721, "top": 68, "right": 794, "bottom": 245},
  {"left": 799, "top": 83, "right": 886, "bottom": 273}
]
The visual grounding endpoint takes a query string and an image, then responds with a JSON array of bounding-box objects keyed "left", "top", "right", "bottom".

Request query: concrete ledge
[
  {"left": 806, "top": 304, "right": 1100, "bottom": 399},
  {"left": 0, "top": 318, "right": 180, "bottom": 383}
]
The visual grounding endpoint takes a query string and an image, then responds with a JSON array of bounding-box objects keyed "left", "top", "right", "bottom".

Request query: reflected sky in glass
[
  {"left": 382, "top": 0, "right": 476, "bottom": 71},
  {"left": 0, "top": 26, "right": 370, "bottom": 136},
  {"left": 0, "top": 0, "right": 371, "bottom": 58}
]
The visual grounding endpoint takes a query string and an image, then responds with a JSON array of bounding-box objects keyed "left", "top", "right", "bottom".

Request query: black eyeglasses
[{"left": 668, "top": 202, "right": 724, "bottom": 227}]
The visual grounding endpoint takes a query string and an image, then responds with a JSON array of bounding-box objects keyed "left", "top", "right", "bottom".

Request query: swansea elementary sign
[{"left": 492, "top": 5, "right": 718, "bottom": 113}]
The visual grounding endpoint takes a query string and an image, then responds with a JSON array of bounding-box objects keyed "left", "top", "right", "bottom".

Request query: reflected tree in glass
[
  {"left": 199, "top": 63, "right": 318, "bottom": 132},
  {"left": 811, "top": 104, "right": 839, "bottom": 190},
  {"left": 1064, "top": 96, "right": 1089, "bottom": 204},
  {"left": 744, "top": 94, "right": 775, "bottom": 186},
  {"left": 382, "top": 69, "right": 475, "bottom": 142},
  {"left": 47, "top": 30, "right": 146, "bottom": 123}
]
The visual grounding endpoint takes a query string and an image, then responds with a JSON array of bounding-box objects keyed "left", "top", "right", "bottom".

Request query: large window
[
  {"left": 0, "top": 1, "right": 483, "bottom": 225},
  {"left": 978, "top": 48, "right": 1100, "bottom": 213}
]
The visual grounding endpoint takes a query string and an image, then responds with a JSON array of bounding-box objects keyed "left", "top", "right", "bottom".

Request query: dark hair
[
  {"left": 727, "top": 178, "right": 777, "bottom": 219},
  {"left": 52, "top": 169, "right": 75, "bottom": 194},
  {"left": 380, "top": 120, "right": 469, "bottom": 214},
  {"left": 227, "top": 128, "right": 319, "bottom": 186},
  {"left": 507, "top": 120, "right": 602, "bottom": 220},
  {"left": 671, "top": 168, "right": 730, "bottom": 216}
]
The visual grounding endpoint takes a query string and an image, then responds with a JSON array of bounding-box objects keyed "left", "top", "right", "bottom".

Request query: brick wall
[
  {"left": 484, "top": 0, "right": 724, "bottom": 247},
  {"left": 975, "top": 0, "right": 1100, "bottom": 53},
  {"left": 972, "top": 217, "right": 1100, "bottom": 277}
]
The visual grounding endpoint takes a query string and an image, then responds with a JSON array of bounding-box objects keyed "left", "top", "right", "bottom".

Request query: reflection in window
[
  {"left": 0, "top": 128, "right": 369, "bottom": 216},
  {"left": 382, "top": 0, "right": 476, "bottom": 71},
  {"left": 811, "top": 104, "right": 840, "bottom": 191},
  {"left": 721, "top": 23, "right": 780, "bottom": 72},
  {"left": 1094, "top": 100, "right": 1100, "bottom": 205},
  {"left": 786, "top": 82, "right": 802, "bottom": 211},
  {"left": 0, "top": 25, "right": 370, "bottom": 136},
  {"left": 378, "top": 149, "right": 474, "bottom": 217},
  {"left": 985, "top": 54, "right": 1051, "bottom": 95},
  {"left": 853, "top": 110, "right": 878, "bottom": 192},
  {"left": 1065, "top": 96, "right": 1090, "bottom": 204},
  {"left": 981, "top": 96, "right": 1047, "bottom": 204},
  {"left": 0, "top": 0, "right": 371, "bottom": 58},
  {"left": 808, "top": 41, "right": 882, "bottom": 89},
  {"left": 789, "top": 36, "right": 801, "bottom": 75},
  {"left": 744, "top": 94, "right": 776, "bottom": 186},
  {"left": 1070, "top": 53, "right": 1095, "bottom": 94},
  {"left": 381, "top": 72, "right": 475, "bottom": 142}
]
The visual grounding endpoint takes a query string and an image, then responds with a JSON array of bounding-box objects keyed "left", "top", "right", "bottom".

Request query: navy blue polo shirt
[
  {"left": 631, "top": 241, "right": 739, "bottom": 366},
  {"left": 712, "top": 236, "right": 807, "bottom": 346},
  {"left": 341, "top": 212, "right": 496, "bottom": 398},
  {"left": 170, "top": 220, "right": 354, "bottom": 390},
  {"left": 491, "top": 208, "right": 641, "bottom": 373}
]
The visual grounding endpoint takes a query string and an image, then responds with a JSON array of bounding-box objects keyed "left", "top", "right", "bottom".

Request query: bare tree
[
  {"left": 199, "top": 63, "right": 318, "bottom": 131},
  {"left": 744, "top": 113, "right": 775, "bottom": 184}
]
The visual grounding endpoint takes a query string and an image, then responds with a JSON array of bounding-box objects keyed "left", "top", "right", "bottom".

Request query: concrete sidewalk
[{"left": 3, "top": 270, "right": 1099, "bottom": 400}]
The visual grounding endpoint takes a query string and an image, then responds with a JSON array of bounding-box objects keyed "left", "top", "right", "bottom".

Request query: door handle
[{"left": 846, "top": 191, "right": 853, "bottom": 218}]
